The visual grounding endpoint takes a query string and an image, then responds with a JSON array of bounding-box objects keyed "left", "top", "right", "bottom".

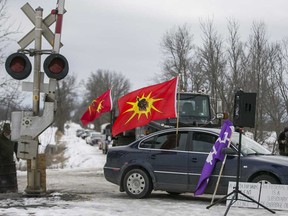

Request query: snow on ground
[
  {"left": 1, "top": 123, "right": 288, "bottom": 216},
  {"left": 60, "top": 125, "right": 106, "bottom": 169}
]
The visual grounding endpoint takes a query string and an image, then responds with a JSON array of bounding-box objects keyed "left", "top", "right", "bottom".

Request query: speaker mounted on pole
[{"left": 233, "top": 90, "right": 256, "bottom": 128}]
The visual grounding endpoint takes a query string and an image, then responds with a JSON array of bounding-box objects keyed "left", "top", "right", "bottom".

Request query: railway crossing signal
[
  {"left": 5, "top": 2, "right": 68, "bottom": 81},
  {"left": 43, "top": 53, "right": 69, "bottom": 80},
  {"left": 5, "top": 53, "right": 32, "bottom": 80},
  {"left": 6, "top": 0, "right": 67, "bottom": 195}
]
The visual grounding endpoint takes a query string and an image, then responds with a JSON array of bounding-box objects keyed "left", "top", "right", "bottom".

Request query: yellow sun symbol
[
  {"left": 89, "top": 99, "right": 104, "bottom": 115},
  {"left": 124, "top": 92, "right": 163, "bottom": 124},
  {"left": 96, "top": 100, "right": 104, "bottom": 112}
]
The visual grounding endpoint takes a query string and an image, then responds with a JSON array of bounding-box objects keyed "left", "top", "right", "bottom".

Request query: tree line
[{"left": 158, "top": 19, "right": 288, "bottom": 152}]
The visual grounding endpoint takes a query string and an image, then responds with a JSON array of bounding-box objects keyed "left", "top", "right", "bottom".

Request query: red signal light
[
  {"left": 48, "top": 58, "right": 65, "bottom": 74},
  {"left": 5, "top": 53, "right": 32, "bottom": 80},
  {"left": 43, "top": 53, "right": 69, "bottom": 80}
]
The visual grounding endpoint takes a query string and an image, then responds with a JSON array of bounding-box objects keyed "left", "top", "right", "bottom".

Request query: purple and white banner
[{"left": 194, "top": 119, "right": 234, "bottom": 196}]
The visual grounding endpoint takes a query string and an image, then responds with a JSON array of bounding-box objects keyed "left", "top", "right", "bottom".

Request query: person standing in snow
[
  {"left": 0, "top": 123, "right": 18, "bottom": 193},
  {"left": 0, "top": 123, "right": 18, "bottom": 162},
  {"left": 278, "top": 127, "right": 288, "bottom": 156}
]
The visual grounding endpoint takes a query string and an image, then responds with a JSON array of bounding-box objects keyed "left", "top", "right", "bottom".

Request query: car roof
[
  {"left": 162, "top": 127, "right": 219, "bottom": 132},
  {"left": 144, "top": 127, "right": 221, "bottom": 138}
]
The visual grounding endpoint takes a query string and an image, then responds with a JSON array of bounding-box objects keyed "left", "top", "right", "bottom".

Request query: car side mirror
[{"left": 222, "top": 147, "right": 237, "bottom": 155}]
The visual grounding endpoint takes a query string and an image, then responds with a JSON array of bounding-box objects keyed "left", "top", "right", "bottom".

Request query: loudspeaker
[{"left": 233, "top": 91, "right": 256, "bottom": 128}]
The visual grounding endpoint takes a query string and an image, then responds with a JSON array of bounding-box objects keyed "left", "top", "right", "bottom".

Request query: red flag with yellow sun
[
  {"left": 81, "top": 89, "right": 113, "bottom": 126},
  {"left": 112, "top": 77, "right": 178, "bottom": 136}
]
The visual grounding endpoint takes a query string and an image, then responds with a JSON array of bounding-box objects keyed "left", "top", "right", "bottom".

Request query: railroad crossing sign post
[
  {"left": 25, "top": 6, "right": 43, "bottom": 195},
  {"left": 6, "top": 0, "right": 68, "bottom": 196}
]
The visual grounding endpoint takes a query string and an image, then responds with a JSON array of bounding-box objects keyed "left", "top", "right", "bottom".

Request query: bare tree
[
  {"left": 79, "top": 69, "right": 131, "bottom": 131},
  {"left": 224, "top": 19, "right": 246, "bottom": 117},
  {"left": 54, "top": 74, "right": 78, "bottom": 133},
  {"left": 0, "top": 0, "right": 23, "bottom": 121},
  {"left": 261, "top": 42, "right": 285, "bottom": 152},
  {"left": 262, "top": 38, "right": 288, "bottom": 152},
  {"left": 0, "top": 0, "right": 18, "bottom": 64},
  {"left": 198, "top": 18, "right": 226, "bottom": 113},
  {"left": 155, "top": 18, "right": 288, "bottom": 147},
  {"left": 160, "top": 24, "right": 194, "bottom": 91},
  {"left": 245, "top": 22, "right": 270, "bottom": 140},
  {"left": 0, "top": 77, "right": 23, "bottom": 120},
  {"left": 277, "top": 38, "right": 288, "bottom": 123},
  {"left": 188, "top": 55, "right": 209, "bottom": 92}
]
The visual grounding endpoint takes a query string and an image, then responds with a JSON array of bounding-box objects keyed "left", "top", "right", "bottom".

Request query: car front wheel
[
  {"left": 251, "top": 174, "right": 280, "bottom": 184},
  {"left": 123, "top": 169, "right": 152, "bottom": 199}
]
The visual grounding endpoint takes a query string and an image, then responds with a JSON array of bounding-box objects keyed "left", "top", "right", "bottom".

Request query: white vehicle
[
  {"left": 80, "top": 129, "right": 94, "bottom": 139},
  {"left": 86, "top": 132, "right": 104, "bottom": 146}
]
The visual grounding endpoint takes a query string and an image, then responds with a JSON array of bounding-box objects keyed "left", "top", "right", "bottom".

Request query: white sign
[
  {"left": 260, "top": 184, "right": 288, "bottom": 210},
  {"left": 227, "top": 182, "right": 261, "bottom": 208},
  {"left": 17, "top": 138, "right": 38, "bottom": 160},
  {"left": 227, "top": 181, "right": 288, "bottom": 211}
]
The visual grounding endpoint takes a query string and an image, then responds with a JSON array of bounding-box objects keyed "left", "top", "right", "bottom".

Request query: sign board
[
  {"left": 22, "top": 72, "right": 55, "bottom": 94},
  {"left": 227, "top": 181, "right": 288, "bottom": 211},
  {"left": 260, "top": 184, "right": 288, "bottom": 210},
  {"left": 227, "top": 182, "right": 261, "bottom": 208},
  {"left": 17, "top": 138, "right": 38, "bottom": 160}
]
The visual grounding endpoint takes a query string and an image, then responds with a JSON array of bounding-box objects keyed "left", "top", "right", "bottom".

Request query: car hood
[{"left": 247, "top": 154, "right": 288, "bottom": 166}]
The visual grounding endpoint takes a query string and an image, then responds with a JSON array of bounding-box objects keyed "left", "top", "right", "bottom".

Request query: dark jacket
[
  {"left": 0, "top": 133, "right": 17, "bottom": 163},
  {"left": 278, "top": 128, "right": 288, "bottom": 156}
]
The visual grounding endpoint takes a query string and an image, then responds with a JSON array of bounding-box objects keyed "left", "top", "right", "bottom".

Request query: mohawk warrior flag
[
  {"left": 80, "top": 89, "right": 112, "bottom": 126},
  {"left": 194, "top": 119, "right": 234, "bottom": 196},
  {"left": 112, "top": 77, "right": 178, "bottom": 136}
]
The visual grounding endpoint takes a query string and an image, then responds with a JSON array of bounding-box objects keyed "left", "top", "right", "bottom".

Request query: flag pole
[
  {"left": 173, "top": 76, "right": 180, "bottom": 148},
  {"left": 210, "top": 138, "right": 232, "bottom": 204},
  {"left": 176, "top": 76, "right": 180, "bottom": 135}
]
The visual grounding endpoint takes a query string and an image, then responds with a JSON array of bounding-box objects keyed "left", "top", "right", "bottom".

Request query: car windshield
[{"left": 231, "top": 132, "right": 271, "bottom": 155}]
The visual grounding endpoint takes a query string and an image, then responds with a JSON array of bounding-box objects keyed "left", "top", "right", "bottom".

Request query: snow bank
[{"left": 16, "top": 122, "right": 106, "bottom": 171}]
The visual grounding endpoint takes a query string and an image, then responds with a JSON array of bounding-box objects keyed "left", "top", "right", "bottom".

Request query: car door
[
  {"left": 142, "top": 131, "right": 189, "bottom": 192},
  {"left": 187, "top": 130, "right": 238, "bottom": 194}
]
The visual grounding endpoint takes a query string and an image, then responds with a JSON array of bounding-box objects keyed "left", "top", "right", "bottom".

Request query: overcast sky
[{"left": 4, "top": 0, "right": 288, "bottom": 91}]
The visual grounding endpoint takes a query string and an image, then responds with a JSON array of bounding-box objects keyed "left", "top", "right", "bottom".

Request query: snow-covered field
[{"left": 1, "top": 123, "right": 287, "bottom": 216}]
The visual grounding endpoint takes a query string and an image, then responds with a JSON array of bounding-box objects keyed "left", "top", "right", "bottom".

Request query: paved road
[
  {"left": 1, "top": 169, "right": 286, "bottom": 216},
  {"left": 15, "top": 168, "right": 116, "bottom": 196}
]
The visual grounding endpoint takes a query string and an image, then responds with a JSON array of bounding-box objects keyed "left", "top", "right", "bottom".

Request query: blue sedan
[{"left": 104, "top": 127, "right": 288, "bottom": 199}]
